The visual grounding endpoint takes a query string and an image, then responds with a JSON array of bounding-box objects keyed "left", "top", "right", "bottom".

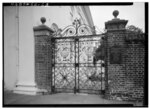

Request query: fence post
[
  {"left": 104, "top": 10, "right": 128, "bottom": 100},
  {"left": 33, "top": 17, "right": 54, "bottom": 94}
]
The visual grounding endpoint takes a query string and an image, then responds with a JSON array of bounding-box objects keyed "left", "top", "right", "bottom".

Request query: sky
[{"left": 90, "top": 2, "right": 145, "bottom": 33}]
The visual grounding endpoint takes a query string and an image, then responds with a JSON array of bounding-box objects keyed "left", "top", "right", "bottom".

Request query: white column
[
  {"left": 4, "top": 6, "right": 18, "bottom": 90},
  {"left": 13, "top": 7, "right": 46, "bottom": 95}
]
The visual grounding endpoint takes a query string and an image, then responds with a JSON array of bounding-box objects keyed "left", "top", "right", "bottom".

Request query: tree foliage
[{"left": 126, "top": 25, "right": 143, "bottom": 33}]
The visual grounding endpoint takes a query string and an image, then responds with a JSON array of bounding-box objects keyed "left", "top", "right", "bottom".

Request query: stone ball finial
[
  {"left": 113, "top": 10, "right": 119, "bottom": 18},
  {"left": 41, "top": 17, "right": 46, "bottom": 24}
]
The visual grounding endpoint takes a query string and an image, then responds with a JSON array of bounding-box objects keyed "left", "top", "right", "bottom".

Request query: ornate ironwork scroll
[{"left": 54, "top": 19, "right": 94, "bottom": 37}]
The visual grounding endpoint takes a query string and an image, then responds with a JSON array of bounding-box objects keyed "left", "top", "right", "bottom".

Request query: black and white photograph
[{"left": 3, "top": 2, "right": 148, "bottom": 107}]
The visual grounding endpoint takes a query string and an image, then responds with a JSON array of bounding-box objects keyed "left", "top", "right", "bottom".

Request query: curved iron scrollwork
[
  {"left": 61, "top": 25, "right": 76, "bottom": 37},
  {"left": 78, "top": 24, "right": 93, "bottom": 36},
  {"left": 54, "top": 19, "right": 94, "bottom": 37}
]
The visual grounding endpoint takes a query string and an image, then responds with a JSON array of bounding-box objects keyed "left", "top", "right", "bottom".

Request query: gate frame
[{"left": 51, "top": 32, "right": 107, "bottom": 94}]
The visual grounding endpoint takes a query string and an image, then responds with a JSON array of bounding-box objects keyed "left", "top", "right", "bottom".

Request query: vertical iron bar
[
  {"left": 74, "top": 21, "right": 79, "bottom": 94},
  {"left": 105, "top": 34, "right": 108, "bottom": 92},
  {"left": 51, "top": 39, "right": 53, "bottom": 92},
  {"left": 49, "top": 39, "right": 53, "bottom": 93},
  {"left": 78, "top": 38, "right": 80, "bottom": 92},
  {"left": 53, "top": 39, "right": 56, "bottom": 92},
  {"left": 51, "top": 38, "right": 54, "bottom": 93},
  {"left": 101, "top": 59, "right": 102, "bottom": 91},
  {"left": 74, "top": 38, "right": 76, "bottom": 94}
]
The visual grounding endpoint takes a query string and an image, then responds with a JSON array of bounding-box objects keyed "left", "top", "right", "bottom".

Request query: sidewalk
[{"left": 3, "top": 90, "right": 142, "bottom": 106}]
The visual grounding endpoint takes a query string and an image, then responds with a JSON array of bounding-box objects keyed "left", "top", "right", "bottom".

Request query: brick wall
[
  {"left": 105, "top": 32, "right": 145, "bottom": 102},
  {"left": 124, "top": 33, "right": 145, "bottom": 101}
]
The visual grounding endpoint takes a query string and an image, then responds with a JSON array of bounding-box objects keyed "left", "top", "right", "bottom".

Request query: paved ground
[{"left": 3, "top": 90, "right": 143, "bottom": 106}]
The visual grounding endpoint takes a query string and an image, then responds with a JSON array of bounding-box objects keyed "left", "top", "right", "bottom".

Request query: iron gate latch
[
  {"left": 75, "top": 63, "right": 79, "bottom": 67},
  {"left": 75, "top": 37, "right": 79, "bottom": 42}
]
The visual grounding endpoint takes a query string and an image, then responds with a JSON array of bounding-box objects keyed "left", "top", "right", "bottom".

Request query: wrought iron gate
[{"left": 51, "top": 19, "right": 105, "bottom": 94}]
